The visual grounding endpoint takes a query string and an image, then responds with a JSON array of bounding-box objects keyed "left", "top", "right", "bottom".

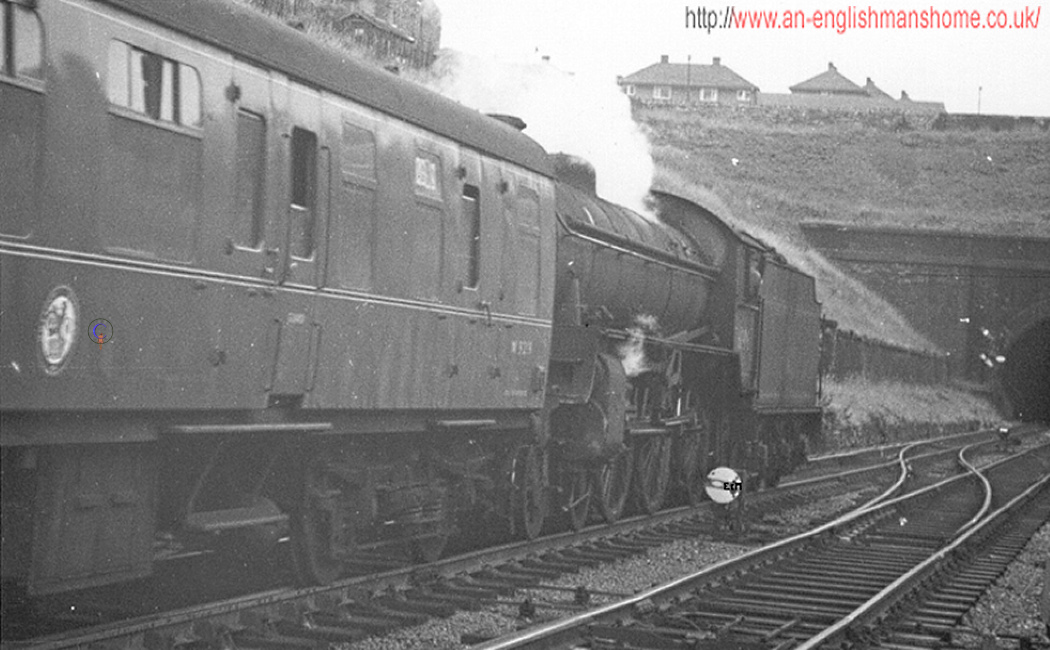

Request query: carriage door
[
  {"left": 267, "top": 81, "right": 326, "bottom": 401},
  {"left": 0, "top": 1, "right": 45, "bottom": 240},
  {"left": 223, "top": 60, "right": 275, "bottom": 280}
]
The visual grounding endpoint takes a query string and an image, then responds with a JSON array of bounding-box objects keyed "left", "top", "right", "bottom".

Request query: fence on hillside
[{"left": 822, "top": 329, "right": 949, "bottom": 384}]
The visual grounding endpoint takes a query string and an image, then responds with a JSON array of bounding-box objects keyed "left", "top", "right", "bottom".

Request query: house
[
  {"left": 789, "top": 62, "right": 867, "bottom": 96},
  {"left": 618, "top": 55, "right": 759, "bottom": 105},
  {"left": 863, "top": 77, "right": 893, "bottom": 100},
  {"left": 335, "top": 0, "right": 441, "bottom": 69},
  {"left": 337, "top": 10, "right": 416, "bottom": 62},
  {"left": 759, "top": 62, "right": 944, "bottom": 112}
]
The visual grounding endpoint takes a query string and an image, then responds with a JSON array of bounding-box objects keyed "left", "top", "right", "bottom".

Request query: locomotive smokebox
[{"left": 551, "top": 153, "right": 597, "bottom": 195}]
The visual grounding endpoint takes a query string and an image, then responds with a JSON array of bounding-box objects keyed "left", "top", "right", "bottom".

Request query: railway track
[
  {"left": 3, "top": 426, "right": 1035, "bottom": 650},
  {"left": 470, "top": 435, "right": 1050, "bottom": 650}
]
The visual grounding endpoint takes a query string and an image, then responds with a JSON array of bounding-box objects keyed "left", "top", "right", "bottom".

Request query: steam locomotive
[{"left": 0, "top": 0, "right": 821, "bottom": 597}]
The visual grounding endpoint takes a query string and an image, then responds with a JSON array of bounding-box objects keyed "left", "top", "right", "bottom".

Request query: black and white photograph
[{"left": 1, "top": 0, "right": 1048, "bottom": 648}]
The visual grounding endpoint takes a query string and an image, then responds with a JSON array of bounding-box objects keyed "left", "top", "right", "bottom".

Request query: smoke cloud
[
  {"left": 413, "top": 49, "right": 654, "bottom": 215},
  {"left": 619, "top": 314, "right": 660, "bottom": 378}
]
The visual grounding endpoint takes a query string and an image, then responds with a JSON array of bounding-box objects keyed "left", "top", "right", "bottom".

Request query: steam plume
[{"left": 411, "top": 49, "right": 654, "bottom": 215}]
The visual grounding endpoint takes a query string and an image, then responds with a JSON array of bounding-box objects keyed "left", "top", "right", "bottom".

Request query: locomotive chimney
[{"left": 551, "top": 153, "right": 597, "bottom": 195}]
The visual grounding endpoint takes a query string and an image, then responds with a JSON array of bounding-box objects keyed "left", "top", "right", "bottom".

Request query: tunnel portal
[{"left": 1001, "top": 318, "right": 1050, "bottom": 422}]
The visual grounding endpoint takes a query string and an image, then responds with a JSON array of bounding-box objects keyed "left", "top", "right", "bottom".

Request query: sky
[{"left": 434, "top": 0, "right": 1049, "bottom": 117}]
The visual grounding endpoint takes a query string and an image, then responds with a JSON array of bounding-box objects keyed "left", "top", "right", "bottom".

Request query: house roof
[
  {"left": 789, "top": 62, "right": 867, "bottom": 95},
  {"left": 863, "top": 77, "right": 893, "bottom": 99},
  {"left": 338, "top": 10, "right": 415, "bottom": 42},
  {"left": 621, "top": 58, "right": 758, "bottom": 91}
]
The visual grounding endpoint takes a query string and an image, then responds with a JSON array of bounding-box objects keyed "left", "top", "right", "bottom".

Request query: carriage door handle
[{"left": 263, "top": 247, "right": 280, "bottom": 281}]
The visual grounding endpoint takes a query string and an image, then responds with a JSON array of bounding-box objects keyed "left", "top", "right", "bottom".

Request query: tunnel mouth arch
[{"left": 1000, "top": 317, "right": 1050, "bottom": 423}]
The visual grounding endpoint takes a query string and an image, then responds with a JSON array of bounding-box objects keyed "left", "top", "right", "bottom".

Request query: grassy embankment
[{"left": 818, "top": 379, "right": 1002, "bottom": 452}]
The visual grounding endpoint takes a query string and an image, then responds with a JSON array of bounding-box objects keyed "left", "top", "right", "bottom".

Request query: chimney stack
[
  {"left": 828, "top": 61, "right": 836, "bottom": 70},
  {"left": 900, "top": 90, "right": 910, "bottom": 101},
  {"left": 712, "top": 56, "right": 721, "bottom": 66},
  {"left": 660, "top": 54, "right": 669, "bottom": 64}
]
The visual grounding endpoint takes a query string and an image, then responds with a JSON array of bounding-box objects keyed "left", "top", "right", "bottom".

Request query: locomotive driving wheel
[
  {"left": 633, "top": 434, "right": 671, "bottom": 514},
  {"left": 292, "top": 454, "right": 359, "bottom": 585},
  {"left": 561, "top": 465, "right": 591, "bottom": 531},
  {"left": 594, "top": 446, "right": 633, "bottom": 523},
  {"left": 676, "top": 406, "right": 711, "bottom": 506}
]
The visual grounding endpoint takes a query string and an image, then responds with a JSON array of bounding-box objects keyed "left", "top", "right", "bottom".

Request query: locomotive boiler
[{"left": 0, "top": 0, "right": 822, "bottom": 603}]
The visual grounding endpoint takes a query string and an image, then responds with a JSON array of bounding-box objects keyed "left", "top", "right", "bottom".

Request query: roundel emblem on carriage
[{"left": 38, "top": 286, "right": 78, "bottom": 375}]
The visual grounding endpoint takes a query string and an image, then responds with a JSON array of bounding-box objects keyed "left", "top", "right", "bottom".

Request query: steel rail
[
  {"left": 470, "top": 442, "right": 1050, "bottom": 650},
  {"left": 794, "top": 453, "right": 1049, "bottom": 649},
  {"left": 852, "top": 437, "right": 996, "bottom": 516},
  {"left": 804, "top": 425, "right": 1002, "bottom": 464},
  {"left": 781, "top": 431, "right": 991, "bottom": 491},
  {"left": 848, "top": 440, "right": 923, "bottom": 512},
  {"left": 954, "top": 443, "right": 994, "bottom": 536},
  {"left": 7, "top": 429, "right": 1011, "bottom": 649}
]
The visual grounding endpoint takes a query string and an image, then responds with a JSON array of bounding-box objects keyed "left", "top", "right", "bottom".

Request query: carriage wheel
[
  {"left": 562, "top": 466, "right": 591, "bottom": 531},
  {"left": 633, "top": 435, "right": 672, "bottom": 514},
  {"left": 292, "top": 455, "right": 355, "bottom": 585},
  {"left": 593, "top": 447, "right": 633, "bottom": 523},
  {"left": 676, "top": 407, "right": 711, "bottom": 506},
  {"left": 510, "top": 445, "right": 547, "bottom": 540}
]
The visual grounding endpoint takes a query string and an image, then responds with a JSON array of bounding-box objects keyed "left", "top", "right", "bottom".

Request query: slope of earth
[{"left": 641, "top": 109, "right": 1050, "bottom": 236}]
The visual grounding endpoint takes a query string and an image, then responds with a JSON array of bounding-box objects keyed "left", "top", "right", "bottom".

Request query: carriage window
[
  {"left": 414, "top": 151, "right": 442, "bottom": 201},
  {"left": 342, "top": 123, "right": 375, "bottom": 181},
  {"left": 178, "top": 64, "right": 201, "bottom": 126},
  {"left": 1, "top": 2, "right": 44, "bottom": 80},
  {"left": 462, "top": 185, "right": 480, "bottom": 288},
  {"left": 234, "top": 110, "right": 266, "bottom": 248},
  {"left": 289, "top": 127, "right": 316, "bottom": 259},
  {"left": 745, "top": 249, "right": 763, "bottom": 300},
  {"left": 107, "top": 40, "right": 201, "bottom": 126}
]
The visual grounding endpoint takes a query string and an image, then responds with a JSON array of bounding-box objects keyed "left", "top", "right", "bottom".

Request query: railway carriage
[
  {"left": 2, "top": 0, "right": 556, "bottom": 594},
  {"left": 1, "top": 0, "right": 823, "bottom": 602}
]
